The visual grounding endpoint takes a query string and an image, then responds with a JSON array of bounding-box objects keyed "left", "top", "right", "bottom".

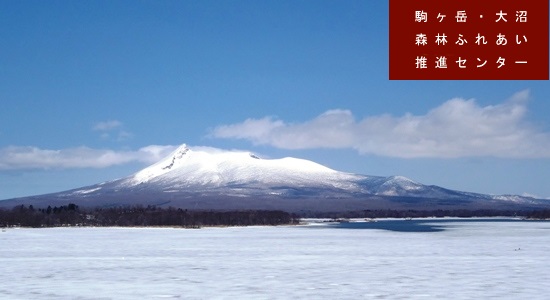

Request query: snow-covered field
[{"left": 1, "top": 219, "right": 549, "bottom": 299}]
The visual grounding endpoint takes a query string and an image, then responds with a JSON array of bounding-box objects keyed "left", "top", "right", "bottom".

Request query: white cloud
[
  {"left": 93, "top": 120, "right": 123, "bottom": 131},
  {"left": 93, "top": 120, "right": 134, "bottom": 141},
  {"left": 211, "top": 90, "right": 550, "bottom": 158},
  {"left": 0, "top": 145, "right": 177, "bottom": 170}
]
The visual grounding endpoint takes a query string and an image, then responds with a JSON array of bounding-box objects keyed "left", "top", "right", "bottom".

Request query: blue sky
[{"left": 1, "top": 0, "right": 549, "bottom": 200}]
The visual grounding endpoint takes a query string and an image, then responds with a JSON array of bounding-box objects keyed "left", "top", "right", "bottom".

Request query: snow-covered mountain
[
  {"left": 125, "top": 144, "right": 364, "bottom": 192},
  {"left": 1, "top": 144, "right": 548, "bottom": 212}
]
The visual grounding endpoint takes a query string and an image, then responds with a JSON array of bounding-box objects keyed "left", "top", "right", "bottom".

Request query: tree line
[
  {"left": 2, "top": 205, "right": 550, "bottom": 228},
  {"left": 0, "top": 204, "right": 299, "bottom": 228},
  {"left": 296, "top": 208, "right": 550, "bottom": 219}
]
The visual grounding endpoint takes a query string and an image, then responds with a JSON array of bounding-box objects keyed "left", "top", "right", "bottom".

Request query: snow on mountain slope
[
  {"left": 70, "top": 144, "right": 525, "bottom": 200},
  {"left": 125, "top": 144, "right": 364, "bottom": 191},
  {"left": 376, "top": 176, "right": 424, "bottom": 196},
  {"left": 3, "top": 143, "right": 547, "bottom": 212}
]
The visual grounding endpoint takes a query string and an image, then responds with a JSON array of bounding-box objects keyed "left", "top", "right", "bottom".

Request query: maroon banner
[{"left": 389, "top": 0, "right": 549, "bottom": 80}]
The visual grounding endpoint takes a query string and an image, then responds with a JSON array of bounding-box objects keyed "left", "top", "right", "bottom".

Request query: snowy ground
[{"left": 1, "top": 219, "right": 549, "bottom": 299}]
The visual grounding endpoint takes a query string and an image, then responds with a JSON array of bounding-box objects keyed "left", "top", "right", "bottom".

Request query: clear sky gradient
[{"left": 1, "top": 1, "right": 549, "bottom": 200}]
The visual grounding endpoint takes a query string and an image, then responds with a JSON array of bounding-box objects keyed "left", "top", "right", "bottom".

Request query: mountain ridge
[{"left": 1, "top": 144, "right": 548, "bottom": 212}]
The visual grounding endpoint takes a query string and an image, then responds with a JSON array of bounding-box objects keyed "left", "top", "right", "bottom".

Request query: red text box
[{"left": 389, "top": 0, "right": 549, "bottom": 80}]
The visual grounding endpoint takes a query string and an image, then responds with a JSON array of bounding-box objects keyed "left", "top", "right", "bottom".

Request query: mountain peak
[
  {"left": 174, "top": 144, "right": 190, "bottom": 156},
  {"left": 161, "top": 144, "right": 190, "bottom": 171},
  {"left": 249, "top": 153, "right": 261, "bottom": 159},
  {"left": 132, "top": 144, "right": 191, "bottom": 183},
  {"left": 387, "top": 175, "right": 417, "bottom": 184}
]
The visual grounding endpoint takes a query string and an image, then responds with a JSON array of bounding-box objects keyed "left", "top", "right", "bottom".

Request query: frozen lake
[{"left": 1, "top": 219, "right": 549, "bottom": 299}]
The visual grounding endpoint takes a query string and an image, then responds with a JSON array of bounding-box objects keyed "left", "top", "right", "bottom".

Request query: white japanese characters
[
  {"left": 413, "top": 9, "right": 529, "bottom": 69},
  {"left": 415, "top": 9, "right": 527, "bottom": 23}
]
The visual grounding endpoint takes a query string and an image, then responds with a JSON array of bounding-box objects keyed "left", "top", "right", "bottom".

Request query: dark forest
[
  {"left": 1, "top": 204, "right": 549, "bottom": 228},
  {"left": 0, "top": 204, "right": 298, "bottom": 228}
]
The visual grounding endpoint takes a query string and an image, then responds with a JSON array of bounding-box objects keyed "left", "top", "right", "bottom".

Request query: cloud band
[
  {"left": 0, "top": 145, "right": 176, "bottom": 170},
  {"left": 211, "top": 90, "right": 550, "bottom": 158}
]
